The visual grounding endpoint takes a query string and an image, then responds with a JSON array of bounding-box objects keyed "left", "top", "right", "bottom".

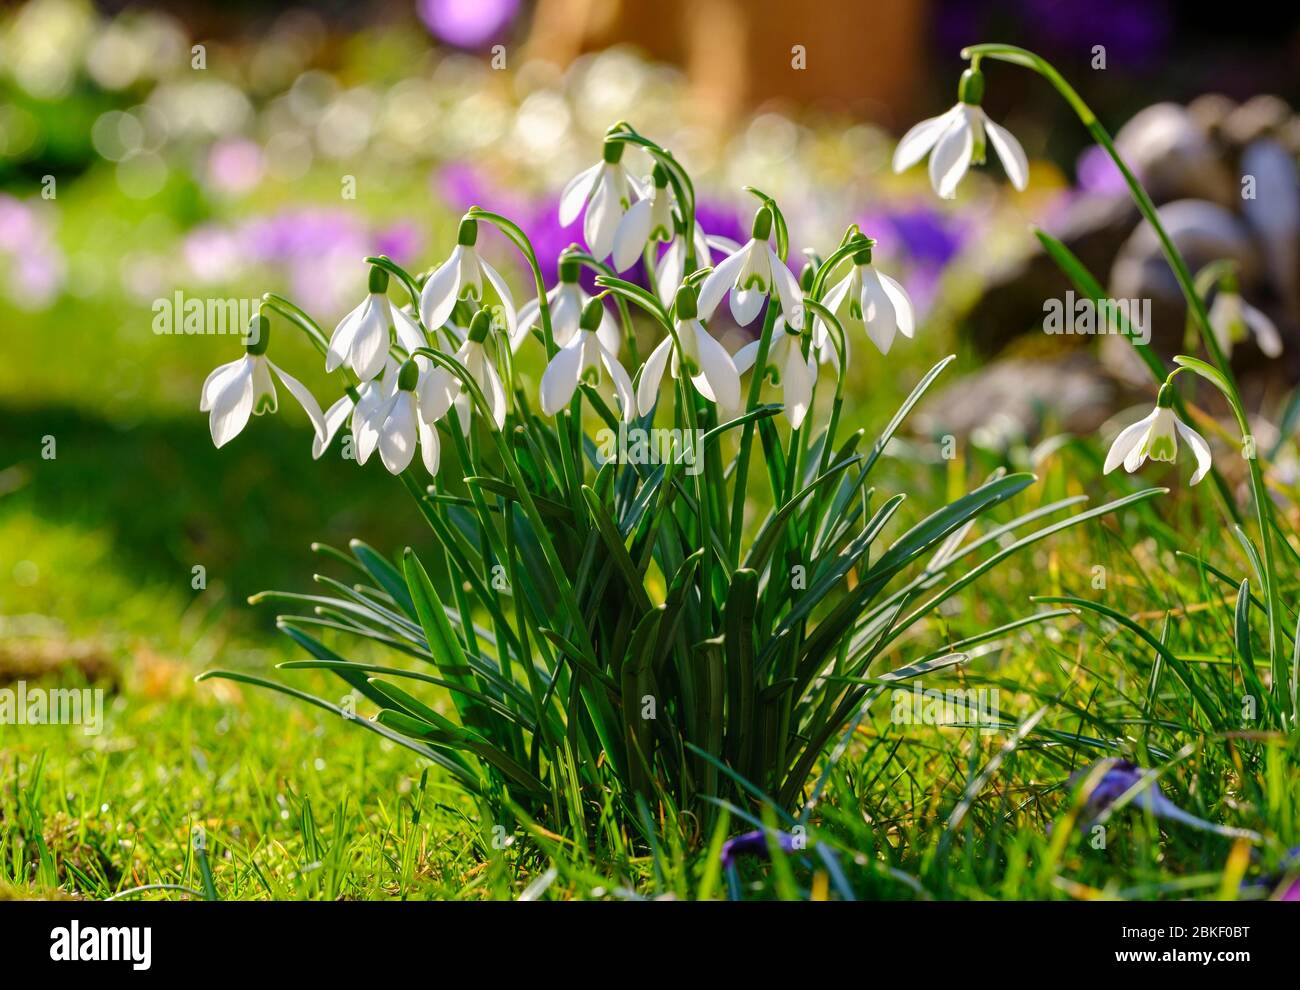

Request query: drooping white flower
[
  {"left": 313, "top": 392, "right": 355, "bottom": 460},
  {"left": 637, "top": 285, "right": 742, "bottom": 416},
  {"left": 540, "top": 299, "right": 635, "bottom": 421},
  {"left": 350, "top": 357, "right": 400, "bottom": 465},
  {"left": 514, "top": 253, "right": 621, "bottom": 355},
  {"left": 1209, "top": 285, "right": 1282, "bottom": 358},
  {"left": 327, "top": 267, "right": 423, "bottom": 382},
  {"left": 612, "top": 164, "right": 675, "bottom": 272},
  {"left": 818, "top": 238, "right": 915, "bottom": 355},
  {"left": 374, "top": 359, "right": 440, "bottom": 476},
  {"left": 1103, "top": 387, "right": 1211, "bottom": 485},
  {"left": 697, "top": 206, "right": 804, "bottom": 329},
  {"left": 420, "top": 308, "right": 507, "bottom": 434},
  {"left": 419, "top": 217, "right": 516, "bottom": 342},
  {"left": 892, "top": 68, "right": 1029, "bottom": 199},
  {"left": 559, "top": 138, "right": 648, "bottom": 263},
  {"left": 733, "top": 316, "right": 818, "bottom": 429},
  {"left": 200, "top": 315, "right": 325, "bottom": 448},
  {"left": 655, "top": 220, "right": 740, "bottom": 308}
]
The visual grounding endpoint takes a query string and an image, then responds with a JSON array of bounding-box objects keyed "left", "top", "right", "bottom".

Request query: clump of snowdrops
[{"left": 197, "top": 94, "right": 1193, "bottom": 850}]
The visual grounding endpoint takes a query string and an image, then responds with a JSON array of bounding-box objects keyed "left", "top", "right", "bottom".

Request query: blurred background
[{"left": 2, "top": 0, "right": 1299, "bottom": 689}]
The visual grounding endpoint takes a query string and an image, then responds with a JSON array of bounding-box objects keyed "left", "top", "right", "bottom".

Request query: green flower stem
[
  {"left": 411, "top": 347, "right": 601, "bottom": 668},
  {"left": 465, "top": 207, "right": 581, "bottom": 503},
  {"left": 729, "top": 303, "right": 782, "bottom": 563},
  {"left": 965, "top": 42, "right": 1284, "bottom": 723}
]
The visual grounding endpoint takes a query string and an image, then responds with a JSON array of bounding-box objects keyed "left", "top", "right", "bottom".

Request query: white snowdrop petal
[
  {"left": 314, "top": 394, "right": 353, "bottom": 460},
  {"left": 929, "top": 115, "right": 974, "bottom": 199},
  {"left": 209, "top": 359, "right": 255, "bottom": 448},
  {"left": 540, "top": 338, "right": 585, "bottom": 416},
  {"left": 613, "top": 196, "right": 654, "bottom": 272},
  {"left": 636, "top": 335, "right": 674, "bottom": 417},
  {"left": 269, "top": 360, "right": 325, "bottom": 440},
  {"left": 892, "top": 106, "right": 961, "bottom": 173},
  {"left": 1103, "top": 410, "right": 1157, "bottom": 475},
  {"left": 697, "top": 245, "right": 749, "bottom": 320},
  {"left": 419, "top": 248, "right": 463, "bottom": 330},
  {"left": 1174, "top": 417, "right": 1213, "bottom": 485},
  {"left": 559, "top": 162, "right": 602, "bottom": 226},
  {"left": 985, "top": 116, "right": 1029, "bottom": 191},
  {"left": 692, "top": 322, "right": 741, "bottom": 412}
]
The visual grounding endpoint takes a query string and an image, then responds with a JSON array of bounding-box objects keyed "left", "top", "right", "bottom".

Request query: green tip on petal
[{"left": 457, "top": 217, "right": 478, "bottom": 247}]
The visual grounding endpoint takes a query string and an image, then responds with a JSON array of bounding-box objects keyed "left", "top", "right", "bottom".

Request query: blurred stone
[
  {"left": 914, "top": 355, "right": 1116, "bottom": 443},
  {"left": 961, "top": 193, "right": 1136, "bottom": 356},
  {"left": 1115, "top": 102, "right": 1236, "bottom": 206},
  {"left": 1223, "top": 94, "right": 1293, "bottom": 146}
]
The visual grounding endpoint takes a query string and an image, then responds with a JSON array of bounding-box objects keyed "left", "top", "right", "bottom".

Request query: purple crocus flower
[
  {"left": 719, "top": 829, "right": 799, "bottom": 869},
  {"left": 418, "top": 0, "right": 519, "bottom": 50},
  {"left": 1073, "top": 759, "right": 1260, "bottom": 839}
]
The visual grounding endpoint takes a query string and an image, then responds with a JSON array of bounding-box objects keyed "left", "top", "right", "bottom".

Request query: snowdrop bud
[
  {"left": 467, "top": 308, "right": 493, "bottom": 343},
  {"left": 674, "top": 283, "right": 698, "bottom": 320},
  {"left": 799, "top": 258, "right": 818, "bottom": 292},
  {"left": 397, "top": 358, "right": 420, "bottom": 392},
  {"left": 958, "top": 67, "right": 985, "bottom": 105},
  {"left": 246, "top": 312, "right": 270, "bottom": 355},
  {"left": 751, "top": 207, "right": 773, "bottom": 241},
  {"left": 457, "top": 217, "right": 478, "bottom": 247},
  {"left": 368, "top": 266, "right": 389, "bottom": 294},
  {"left": 579, "top": 297, "right": 604, "bottom": 332},
  {"left": 602, "top": 139, "right": 625, "bottom": 164}
]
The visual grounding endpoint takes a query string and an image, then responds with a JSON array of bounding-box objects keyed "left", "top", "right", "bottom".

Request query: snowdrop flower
[
  {"left": 313, "top": 392, "right": 355, "bottom": 460},
  {"left": 514, "top": 253, "right": 621, "bottom": 355},
  {"left": 327, "top": 267, "right": 423, "bottom": 382},
  {"left": 612, "top": 164, "right": 674, "bottom": 272},
  {"left": 655, "top": 218, "right": 739, "bottom": 308},
  {"left": 374, "top": 359, "right": 440, "bottom": 476},
  {"left": 540, "top": 298, "right": 635, "bottom": 421},
  {"left": 819, "top": 237, "right": 915, "bottom": 355},
  {"left": 559, "top": 138, "right": 645, "bottom": 263},
  {"left": 698, "top": 206, "right": 804, "bottom": 329},
  {"left": 419, "top": 218, "right": 516, "bottom": 342},
  {"left": 892, "top": 68, "right": 1029, "bottom": 199},
  {"left": 201, "top": 313, "right": 324, "bottom": 448},
  {"left": 734, "top": 316, "right": 818, "bottom": 429},
  {"left": 420, "top": 308, "right": 507, "bottom": 434},
  {"left": 1103, "top": 384, "right": 1211, "bottom": 485},
  {"left": 349, "top": 357, "right": 400, "bottom": 465},
  {"left": 1209, "top": 277, "right": 1282, "bottom": 358},
  {"left": 637, "top": 284, "right": 742, "bottom": 416}
]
